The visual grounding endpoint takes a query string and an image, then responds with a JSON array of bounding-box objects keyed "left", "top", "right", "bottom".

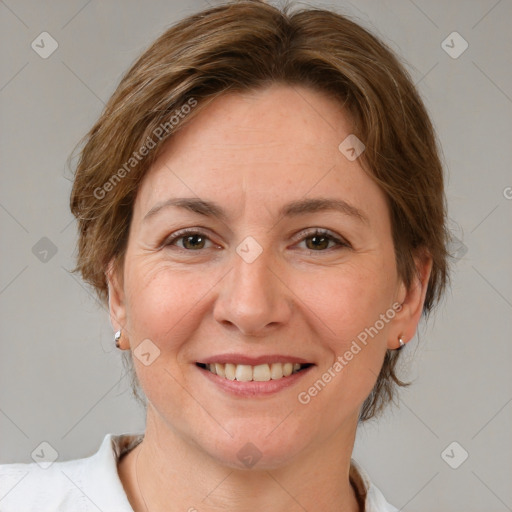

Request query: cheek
[
  {"left": 302, "top": 261, "right": 396, "bottom": 399},
  {"left": 122, "top": 263, "right": 206, "bottom": 417},
  {"left": 308, "top": 258, "right": 396, "bottom": 341},
  {"left": 123, "top": 258, "right": 227, "bottom": 364},
  {"left": 125, "top": 256, "right": 200, "bottom": 327},
  {"left": 122, "top": 260, "right": 189, "bottom": 354}
]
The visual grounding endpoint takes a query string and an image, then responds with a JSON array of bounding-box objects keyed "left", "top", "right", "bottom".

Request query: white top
[{"left": 0, "top": 433, "right": 398, "bottom": 511}]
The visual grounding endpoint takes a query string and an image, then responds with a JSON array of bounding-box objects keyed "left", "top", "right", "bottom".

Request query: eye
[
  {"left": 164, "top": 229, "right": 215, "bottom": 250},
  {"left": 296, "top": 229, "right": 350, "bottom": 251},
  {"left": 163, "top": 228, "right": 350, "bottom": 252}
]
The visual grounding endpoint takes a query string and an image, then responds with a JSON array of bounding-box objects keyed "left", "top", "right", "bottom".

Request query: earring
[
  {"left": 114, "top": 330, "right": 122, "bottom": 349},
  {"left": 398, "top": 336, "right": 405, "bottom": 348}
]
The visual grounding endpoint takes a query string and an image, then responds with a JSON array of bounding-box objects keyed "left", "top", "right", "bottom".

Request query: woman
[{"left": 0, "top": 1, "right": 448, "bottom": 510}]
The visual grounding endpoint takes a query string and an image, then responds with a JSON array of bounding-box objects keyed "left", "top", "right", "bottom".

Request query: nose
[{"left": 213, "top": 244, "right": 292, "bottom": 337}]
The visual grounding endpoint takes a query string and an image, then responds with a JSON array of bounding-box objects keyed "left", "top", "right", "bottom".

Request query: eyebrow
[{"left": 143, "top": 197, "right": 369, "bottom": 224}]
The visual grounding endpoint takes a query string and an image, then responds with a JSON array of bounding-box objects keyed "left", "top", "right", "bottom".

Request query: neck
[{"left": 118, "top": 410, "right": 362, "bottom": 512}]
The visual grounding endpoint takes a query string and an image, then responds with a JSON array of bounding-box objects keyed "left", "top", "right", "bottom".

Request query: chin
[{"left": 197, "top": 419, "right": 310, "bottom": 471}]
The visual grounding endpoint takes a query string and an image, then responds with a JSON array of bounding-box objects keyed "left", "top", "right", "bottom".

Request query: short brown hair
[{"left": 70, "top": 0, "right": 449, "bottom": 420}]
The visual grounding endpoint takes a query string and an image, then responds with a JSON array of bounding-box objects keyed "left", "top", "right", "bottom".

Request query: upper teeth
[{"left": 205, "top": 362, "right": 304, "bottom": 382}]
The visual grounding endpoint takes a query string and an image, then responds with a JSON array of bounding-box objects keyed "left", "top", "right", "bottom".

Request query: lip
[
  {"left": 197, "top": 353, "right": 313, "bottom": 366},
  {"left": 196, "top": 361, "right": 314, "bottom": 398}
]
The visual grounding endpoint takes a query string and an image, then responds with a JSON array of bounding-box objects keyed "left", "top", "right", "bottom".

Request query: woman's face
[{"left": 109, "top": 84, "right": 426, "bottom": 468}]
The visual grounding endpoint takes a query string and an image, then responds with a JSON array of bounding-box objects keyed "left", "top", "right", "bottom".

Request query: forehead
[
  {"left": 162, "top": 85, "right": 352, "bottom": 166},
  {"left": 134, "top": 84, "right": 385, "bottom": 222}
]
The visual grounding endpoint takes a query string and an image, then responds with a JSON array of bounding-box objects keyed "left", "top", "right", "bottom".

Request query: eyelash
[{"left": 162, "top": 228, "right": 350, "bottom": 252}]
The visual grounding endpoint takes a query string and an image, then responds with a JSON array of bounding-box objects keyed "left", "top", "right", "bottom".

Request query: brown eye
[
  {"left": 298, "top": 229, "right": 350, "bottom": 251},
  {"left": 305, "top": 234, "right": 332, "bottom": 250},
  {"left": 164, "top": 230, "right": 214, "bottom": 251},
  {"left": 181, "top": 234, "right": 207, "bottom": 250}
]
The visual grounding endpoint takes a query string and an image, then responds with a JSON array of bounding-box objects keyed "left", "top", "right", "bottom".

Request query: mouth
[{"left": 195, "top": 362, "right": 313, "bottom": 382}]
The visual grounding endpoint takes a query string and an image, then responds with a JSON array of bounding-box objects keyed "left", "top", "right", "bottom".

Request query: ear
[
  {"left": 387, "top": 250, "right": 433, "bottom": 349},
  {"left": 106, "top": 258, "right": 127, "bottom": 337}
]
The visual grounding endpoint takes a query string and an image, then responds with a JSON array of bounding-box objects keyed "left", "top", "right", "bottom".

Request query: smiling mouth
[{"left": 195, "top": 362, "right": 313, "bottom": 382}]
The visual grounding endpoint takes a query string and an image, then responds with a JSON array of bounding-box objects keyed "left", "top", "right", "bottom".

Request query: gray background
[{"left": 1, "top": 0, "right": 511, "bottom": 510}]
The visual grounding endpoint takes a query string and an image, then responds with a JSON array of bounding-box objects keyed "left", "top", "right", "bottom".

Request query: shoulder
[
  {"left": 0, "top": 433, "right": 143, "bottom": 512},
  {"left": 350, "top": 460, "right": 399, "bottom": 512},
  {"left": 0, "top": 451, "right": 92, "bottom": 511}
]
